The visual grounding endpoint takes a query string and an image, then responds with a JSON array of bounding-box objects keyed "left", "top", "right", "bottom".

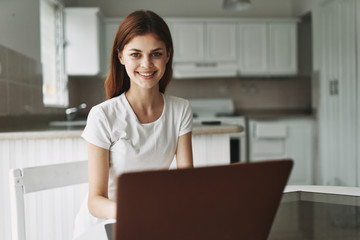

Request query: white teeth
[{"left": 139, "top": 72, "right": 154, "bottom": 77}]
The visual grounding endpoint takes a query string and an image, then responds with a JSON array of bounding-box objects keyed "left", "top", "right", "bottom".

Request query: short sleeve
[
  {"left": 179, "top": 100, "right": 193, "bottom": 136},
  {"left": 81, "top": 106, "right": 112, "bottom": 149}
]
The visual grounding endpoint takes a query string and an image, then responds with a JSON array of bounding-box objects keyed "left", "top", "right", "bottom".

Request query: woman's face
[{"left": 119, "top": 33, "right": 170, "bottom": 91}]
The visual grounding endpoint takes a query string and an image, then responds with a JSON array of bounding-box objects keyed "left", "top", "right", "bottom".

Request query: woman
[{"left": 72, "top": 10, "right": 193, "bottom": 238}]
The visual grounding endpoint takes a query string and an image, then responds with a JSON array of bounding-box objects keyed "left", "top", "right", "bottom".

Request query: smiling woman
[{"left": 72, "top": 10, "right": 193, "bottom": 239}]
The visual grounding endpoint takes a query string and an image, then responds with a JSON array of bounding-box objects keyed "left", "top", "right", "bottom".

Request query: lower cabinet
[
  {"left": 248, "top": 117, "right": 314, "bottom": 185},
  {"left": 171, "top": 133, "right": 231, "bottom": 169}
]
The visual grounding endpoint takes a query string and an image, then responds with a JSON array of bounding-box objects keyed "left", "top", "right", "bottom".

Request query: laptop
[{"left": 112, "top": 159, "right": 293, "bottom": 240}]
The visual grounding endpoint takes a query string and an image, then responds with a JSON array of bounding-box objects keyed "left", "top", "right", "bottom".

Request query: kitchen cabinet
[
  {"left": 169, "top": 22, "right": 204, "bottom": 62},
  {"left": 167, "top": 19, "right": 238, "bottom": 78},
  {"left": 169, "top": 21, "right": 237, "bottom": 63},
  {"left": 170, "top": 133, "right": 231, "bottom": 169},
  {"left": 238, "top": 21, "right": 297, "bottom": 76},
  {"left": 248, "top": 117, "right": 314, "bottom": 185},
  {"left": 318, "top": 0, "right": 358, "bottom": 186},
  {"left": 64, "top": 7, "right": 105, "bottom": 76}
]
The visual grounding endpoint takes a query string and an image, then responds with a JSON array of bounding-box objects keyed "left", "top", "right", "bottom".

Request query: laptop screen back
[{"left": 115, "top": 159, "right": 293, "bottom": 240}]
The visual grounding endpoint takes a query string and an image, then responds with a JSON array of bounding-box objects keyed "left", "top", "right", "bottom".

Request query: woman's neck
[{"left": 125, "top": 87, "right": 164, "bottom": 123}]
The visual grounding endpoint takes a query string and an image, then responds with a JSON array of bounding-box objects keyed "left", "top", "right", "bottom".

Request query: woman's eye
[
  {"left": 151, "top": 52, "right": 162, "bottom": 57},
  {"left": 130, "top": 53, "right": 140, "bottom": 57}
]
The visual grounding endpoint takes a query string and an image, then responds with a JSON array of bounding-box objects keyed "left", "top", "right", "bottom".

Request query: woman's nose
[{"left": 140, "top": 56, "right": 153, "bottom": 68}]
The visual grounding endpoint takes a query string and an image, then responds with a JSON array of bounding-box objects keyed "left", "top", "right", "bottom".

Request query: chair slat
[{"left": 21, "top": 161, "right": 88, "bottom": 193}]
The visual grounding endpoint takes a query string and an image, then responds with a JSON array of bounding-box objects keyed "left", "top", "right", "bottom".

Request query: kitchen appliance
[
  {"left": 173, "top": 63, "right": 238, "bottom": 79},
  {"left": 189, "top": 98, "right": 247, "bottom": 163}
]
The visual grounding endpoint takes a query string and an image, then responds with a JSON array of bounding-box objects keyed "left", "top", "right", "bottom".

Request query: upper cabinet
[
  {"left": 238, "top": 21, "right": 298, "bottom": 76},
  {"left": 64, "top": 8, "right": 105, "bottom": 76},
  {"left": 167, "top": 18, "right": 298, "bottom": 78},
  {"left": 170, "top": 22, "right": 204, "bottom": 62},
  {"left": 66, "top": 15, "right": 298, "bottom": 78},
  {"left": 169, "top": 21, "right": 237, "bottom": 63},
  {"left": 238, "top": 23, "right": 268, "bottom": 75},
  {"left": 268, "top": 23, "right": 297, "bottom": 75},
  {"left": 206, "top": 23, "right": 237, "bottom": 62}
]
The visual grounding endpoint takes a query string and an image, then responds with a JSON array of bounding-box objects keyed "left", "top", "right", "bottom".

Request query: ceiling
[{"left": 63, "top": 0, "right": 304, "bottom": 18}]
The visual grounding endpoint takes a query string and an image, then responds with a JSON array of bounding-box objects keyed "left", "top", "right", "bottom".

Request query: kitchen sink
[{"left": 49, "top": 120, "right": 87, "bottom": 127}]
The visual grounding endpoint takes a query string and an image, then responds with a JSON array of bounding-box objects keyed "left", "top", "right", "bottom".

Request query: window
[{"left": 40, "top": 0, "right": 68, "bottom": 107}]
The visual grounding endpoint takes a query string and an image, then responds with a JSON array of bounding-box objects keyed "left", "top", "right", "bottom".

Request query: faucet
[{"left": 65, "top": 103, "right": 87, "bottom": 121}]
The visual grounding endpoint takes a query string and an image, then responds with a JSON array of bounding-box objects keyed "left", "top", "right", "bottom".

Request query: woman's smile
[{"left": 137, "top": 71, "right": 157, "bottom": 78}]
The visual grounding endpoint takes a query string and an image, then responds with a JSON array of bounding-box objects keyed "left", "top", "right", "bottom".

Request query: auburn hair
[{"left": 104, "top": 10, "right": 174, "bottom": 99}]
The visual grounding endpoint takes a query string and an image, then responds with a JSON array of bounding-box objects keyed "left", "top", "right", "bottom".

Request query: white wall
[
  {"left": 65, "top": 0, "right": 295, "bottom": 18},
  {"left": 0, "top": 0, "right": 41, "bottom": 61},
  {"left": 291, "top": 0, "right": 313, "bottom": 17}
]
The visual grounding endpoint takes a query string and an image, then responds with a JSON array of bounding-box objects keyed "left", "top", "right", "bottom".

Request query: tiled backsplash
[
  {"left": 0, "top": 45, "right": 64, "bottom": 116},
  {"left": 168, "top": 76, "right": 312, "bottom": 112},
  {"left": 69, "top": 75, "right": 312, "bottom": 114},
  {"left": 0, "top": 43, "right": 311, "bottom": 117}
]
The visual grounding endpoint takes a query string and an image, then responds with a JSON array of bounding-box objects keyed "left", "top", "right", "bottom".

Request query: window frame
[{"left": 40, "top": 0, "right": 68, "bottom": 107}]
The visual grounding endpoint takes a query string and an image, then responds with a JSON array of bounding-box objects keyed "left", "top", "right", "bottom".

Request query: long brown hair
[{"left": 104, "top": 10, "right": 174, "bottom": 99}]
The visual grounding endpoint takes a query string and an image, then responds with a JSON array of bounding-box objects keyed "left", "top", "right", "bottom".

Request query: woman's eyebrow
[
  {"left": 129, "top": 48, "right": 164, "bottom": 52},
  {"left": 129, "top": 48, "right": 141, "bottom": 52},
  {"left": 151, "top": 48, "right": 164, "bottom": 52}
]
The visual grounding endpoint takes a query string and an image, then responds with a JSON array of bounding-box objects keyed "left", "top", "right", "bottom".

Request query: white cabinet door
[
  {"left": 171, "top": 22, "right": 204, "bottom": 62},
  {"left": 65, "top": 8, "right": 104, "bottom": 76},
  {"left": 170, "top": 21, "right": 237, "bottom": 63},
  {"left": 249, "top": 118, "right": 314, "bottom": 185},
  {"left": 170, "top": 134, "right": 231, "bottom": 169},
  {"left": 268, "top": 23, "right": 297, "bottom": 75},
  {"left": 206, "top": 23, "right": 237, "bottom": 62},
  {"left": 238, "top": 21, "right": 297, "bottom": 76},
  {"left": 319, "top": 0, "right": 358, "bottom": 186},
  {"left": 238, "top": 23, "right": 268, "bottom": 75}
]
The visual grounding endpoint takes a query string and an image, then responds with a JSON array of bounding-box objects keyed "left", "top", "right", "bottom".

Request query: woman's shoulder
[
  {"left": 87, "top": 95, "right": 126, "bottom": 122},
  {"left": 165, "top": 95, "right": 190, "bottom": 107},
  {"left": 91, "top": 95, "right": 123, "bottom": 112}
]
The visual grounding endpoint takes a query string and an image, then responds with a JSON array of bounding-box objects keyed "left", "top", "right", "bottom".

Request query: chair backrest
[{"left": 9, "top": 160, "right": 88, "bottom": 240}]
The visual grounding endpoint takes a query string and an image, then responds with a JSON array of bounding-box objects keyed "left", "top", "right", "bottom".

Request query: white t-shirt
[{"left": 73, "top": 93, "right": 192, "bottom": 238}]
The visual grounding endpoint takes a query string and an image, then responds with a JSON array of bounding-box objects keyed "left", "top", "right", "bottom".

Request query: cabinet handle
[
  {"left": 329, "top": 80, "right": 334, "bottom": 95},
  {"left": 329, "top": 79, "right": 339, "bottom": 96},
  {"left": 195, "top": 63, "right": 217, "bottom": 68},
  {"left": 334, "top": 79, "right": 339, "bottom": 95}
]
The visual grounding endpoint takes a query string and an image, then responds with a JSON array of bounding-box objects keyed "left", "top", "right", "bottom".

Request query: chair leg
[{"left": 9, "top": 169, "right": 27, "bottom": 240}]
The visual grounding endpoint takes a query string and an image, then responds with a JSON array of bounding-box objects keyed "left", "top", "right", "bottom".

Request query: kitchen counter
[
  {"left": 0, "top": 122, "right": 243, "bottom": 139},
  {"left": 239, "top": 109, "right": 314, "bottom": 120},
  {"left": 192, "top": 123, "right": 243, "bottom": 135}
]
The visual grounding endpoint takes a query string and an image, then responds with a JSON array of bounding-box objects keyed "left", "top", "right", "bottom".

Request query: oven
[{"left": 189, "top": 98, "right": 247, "bottom": 163}]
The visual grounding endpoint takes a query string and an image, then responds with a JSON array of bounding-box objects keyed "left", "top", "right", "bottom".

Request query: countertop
[
  {"left": 0, "top": 118, "right": 243, "bottom": 139},
  {"left": 0, "top": 109, "right": 313, "bottom": 139},
  {"left": 237, "top": 109, "right": 314, "bottom": 120}
]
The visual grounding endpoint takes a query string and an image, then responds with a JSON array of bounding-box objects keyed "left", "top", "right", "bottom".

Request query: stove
[{"left": 189, "top": 98, "right": 247, "bottom": 163}]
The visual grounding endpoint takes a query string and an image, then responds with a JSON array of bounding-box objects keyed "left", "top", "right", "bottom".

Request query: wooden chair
[{"left": 9, "top": 161, "right": 88, "bottom": 240}]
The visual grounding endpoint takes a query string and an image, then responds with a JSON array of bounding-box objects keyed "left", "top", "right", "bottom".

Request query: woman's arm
[
  {"left": 87, "top": 142, "right": 117, "bottom": 219},
  {"left": 176, "top": 132, "right": 194, "bottom": 168}
]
